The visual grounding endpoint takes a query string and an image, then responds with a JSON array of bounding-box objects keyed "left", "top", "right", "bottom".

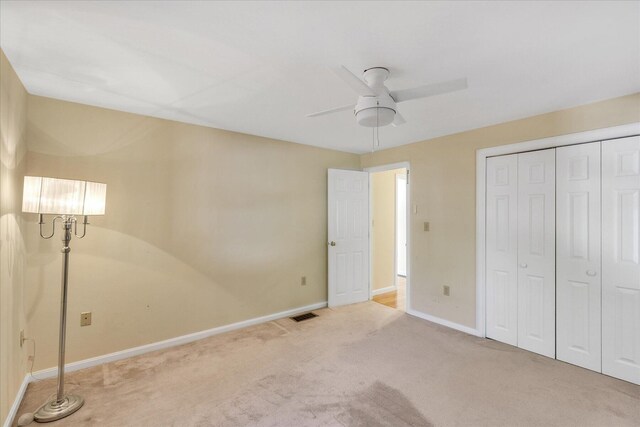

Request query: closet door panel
[
  {"left": 486, "top": 154, "right": 519, "bottom": 345},
  {"left": 517, "top": 149, "right": 556, "bottom": 358},
  {"left": 556, "top": 142, "right": 601, "bottom": 372},
  {"left": 602, "top": 136, "right": 640, "bottom": 385}
]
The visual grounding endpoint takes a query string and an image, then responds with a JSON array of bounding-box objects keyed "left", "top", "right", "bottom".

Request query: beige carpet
[{"left": 14, "top": 302, "right": 640, "bottom": 426}]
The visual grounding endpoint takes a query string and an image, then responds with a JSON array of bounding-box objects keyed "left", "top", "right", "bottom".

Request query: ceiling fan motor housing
[
  {"left": 355, "top": 96, "right": 396, "bottom": 127},
  {"left": 355, "top": 67, "right": 396, "bottom": 127}
]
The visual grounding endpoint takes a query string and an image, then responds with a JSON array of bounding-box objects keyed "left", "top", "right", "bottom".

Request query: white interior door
[
  {"left": 556, "top": 142, "right": 602, "bottom": 371},
  {"left": 328, "top": 169, "right": 370, "bottom": 308},
  {"left": 486, "top": 154, "right": 519, "bottom": 346},
  {"left": 602, "top": 136, "right": 640, "bottom": 385},
  {"left": 517, "top": 149, "right": 556, "bottom": 358},
  {"left": 396, "top": 174, "right": 407, "bottom": 277}
]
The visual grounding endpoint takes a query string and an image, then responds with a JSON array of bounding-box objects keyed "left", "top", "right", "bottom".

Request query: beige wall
[
  {"left": 0, "top": 50, "right": 28, "bottom": 423},
  {"left": 362, "top": 93, "right": 640, "bottom": 328},
  {"left": 371, "top": 168, "right": 405, "bottom": 291},
  {"left": 25, "top": 95, "right": 360, "bottom": 370}
]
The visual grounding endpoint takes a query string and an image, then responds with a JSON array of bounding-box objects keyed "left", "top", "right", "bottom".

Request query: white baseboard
[
  {"left": 29, "top": 301, "right": 327, "bottom": 382},
  {"left": 372, "top": 285, "right": 397, "bottom": 296},
  {"left": 3, "top": 374, "right": 30, "bottom": 427},
  {"left": 2, "top": 301, "right": 326, "bottom": 426},
  {"left": 407, "top": 308, "right": 480, "bottom": 337}
]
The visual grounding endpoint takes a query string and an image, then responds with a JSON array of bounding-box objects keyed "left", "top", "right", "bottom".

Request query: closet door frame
[{"left": 476, "top": 122, "right": 640, "bottom": 338}]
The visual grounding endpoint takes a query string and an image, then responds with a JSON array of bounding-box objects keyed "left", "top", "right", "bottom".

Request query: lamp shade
[{"left": 22, "top": 176, "right": 107, "bottom": 215}]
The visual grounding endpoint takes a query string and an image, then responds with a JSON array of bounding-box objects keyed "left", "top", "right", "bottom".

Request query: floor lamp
[{"left": 22, "top": 176, "right": 107, "bottom": 423}]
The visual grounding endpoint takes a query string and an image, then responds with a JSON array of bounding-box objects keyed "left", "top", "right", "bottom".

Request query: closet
[{"left": 485, "top": 136, "right": 640, "bottom": 385}]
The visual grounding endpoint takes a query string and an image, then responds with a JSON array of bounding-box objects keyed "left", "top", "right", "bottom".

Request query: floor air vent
[{"left": 290, "top": 312, "right": 318, "bottom": 322}]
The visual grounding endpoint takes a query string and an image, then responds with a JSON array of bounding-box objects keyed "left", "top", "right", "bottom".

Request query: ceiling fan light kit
[{"left": 355, "top": 97, "right": 396, "bottom": 127}]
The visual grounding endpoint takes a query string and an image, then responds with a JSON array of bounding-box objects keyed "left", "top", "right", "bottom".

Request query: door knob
[
  {"left": 329, "top": 241, "right": 336, "bottom": 246},
  {"left": 519, "top": 263, "right": 528, "bottom": 268},
  {"left": 586, "top": 270, "right": 597, "bottom": 276}
]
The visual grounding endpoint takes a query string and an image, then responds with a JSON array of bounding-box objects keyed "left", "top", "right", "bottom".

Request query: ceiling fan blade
[
  {"left": 391, "top": 112, "right": 406, "bottom": 127},
  {"left": 333, "top": 66, "right": 377, "bottom": 97},
  {"left": 306, "top": 103, "right": 355, "bottom": 118},
  {"left": 391, "top": 78, "right": 468, "bottom": 103}
]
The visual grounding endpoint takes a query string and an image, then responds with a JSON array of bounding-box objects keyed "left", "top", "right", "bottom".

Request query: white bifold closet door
[
  {"left": 486, "top": 149, "right": 556, "bottom": 357},
  {"left": 602, "top": 136, "right": 640, "bottom": 385},
  {"left": 517, "top": 150, "right": 556, "bottom": 358},
  {"left": 486, "top": 154, "right": 519, "bottom": 346},
  {"left": 556, "top": 142, "right": 602, "bottom": 371}
]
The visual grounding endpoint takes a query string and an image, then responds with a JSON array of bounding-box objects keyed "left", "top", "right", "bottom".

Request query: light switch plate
[{"left": 424, "top": 222, "right": 430, "bottom": 231}]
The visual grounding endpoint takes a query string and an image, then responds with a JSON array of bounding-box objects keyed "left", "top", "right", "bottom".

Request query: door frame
[
  {"left": 395, "top": 172, "right": 407, "bottom": 278},
  {"left": 364, "top": 161, "right": 411, "bottom": 311},
  {"left": 476, "top": 122, "right": 640, "bottom": 338}
]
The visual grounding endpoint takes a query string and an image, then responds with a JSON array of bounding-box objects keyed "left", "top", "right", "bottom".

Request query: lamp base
[{"left": 34, "top": 394, "right": 84, "bottom": 423}]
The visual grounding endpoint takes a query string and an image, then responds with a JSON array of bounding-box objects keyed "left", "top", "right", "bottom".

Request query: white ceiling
[{"left": 1, "top": 1, "right": 639, "bottom": 154}]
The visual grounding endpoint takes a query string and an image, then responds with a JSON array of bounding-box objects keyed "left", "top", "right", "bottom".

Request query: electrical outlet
[
  {"left": 80, "top": 312, "right": 92, "bottom": 327},
  {"left": 443, "top": 285, "right": 450, "bottom": 296},
  {"left": 301, "top": 276, "right": 307, "bottom": 286},
  {"left": 424, "top": 222, "right": 430, "bottom": 232}
]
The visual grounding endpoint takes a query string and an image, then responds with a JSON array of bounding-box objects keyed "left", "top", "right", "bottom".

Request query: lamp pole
[
  {"left": 56, "top": 219, "right": 72, "bottom": 402},
  {"left": 33, "top": 216, "right": 85, "bottom": 423}
]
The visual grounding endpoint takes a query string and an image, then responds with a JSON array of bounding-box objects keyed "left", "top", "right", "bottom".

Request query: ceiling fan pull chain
[
  {"left": 376, "top": 101, "right": 381, "bottom": 148},
  {"left": 371, "top": 127, "right": 375, "bottom": 153}
]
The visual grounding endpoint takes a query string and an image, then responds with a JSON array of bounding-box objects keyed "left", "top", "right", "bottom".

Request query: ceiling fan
[{"left": 307, "top": 66, "right": 468, "bottom": 128}]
